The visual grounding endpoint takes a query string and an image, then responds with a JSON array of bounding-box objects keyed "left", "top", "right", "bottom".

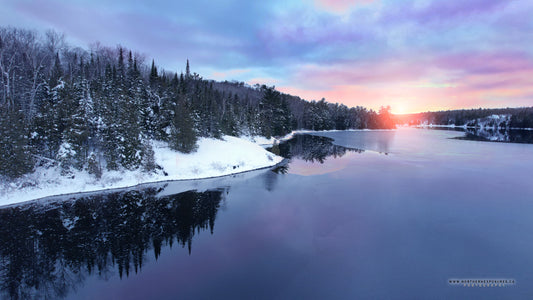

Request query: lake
[{"left": 1, "top": 127, "right": 533, "bottom": 299}]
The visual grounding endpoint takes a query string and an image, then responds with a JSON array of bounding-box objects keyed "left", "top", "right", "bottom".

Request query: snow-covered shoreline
[
  {"left": 410, "top": 114, "right": 533, "bottom": 130},
  {"left": 0, "top": 136, "right": 283, "bottom": 207},
  {"left": 414, "top": 124, "right": 533, "bottom": 130}
]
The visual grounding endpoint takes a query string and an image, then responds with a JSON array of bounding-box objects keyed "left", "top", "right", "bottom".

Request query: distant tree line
[
  {"left": 397, "top": 107, "right": 533, "bottom": 128},
  {"left": 0, "top": 27, "right": 395, "bottom": 179}
]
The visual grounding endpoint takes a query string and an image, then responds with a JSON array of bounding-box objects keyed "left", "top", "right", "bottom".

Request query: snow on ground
[
  {"left": 0, "top": 136, "right": 283, "bottom": 206},
  {"left": 241, "top": 132, "right": 295, "bottom": 147}
]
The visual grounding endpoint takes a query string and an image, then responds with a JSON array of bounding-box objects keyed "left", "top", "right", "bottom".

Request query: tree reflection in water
[
  {"left": 270, "top": 134, "right": 363, "bottom": 163},
  {"left": 423, "top": 126, "right": 533, "bottom": 144},
  {"left": 0, "top": 187, "right": 226, "bottom": 299},
  {"left": 460, "top": 128, "right": 533, "bottom": 144}
]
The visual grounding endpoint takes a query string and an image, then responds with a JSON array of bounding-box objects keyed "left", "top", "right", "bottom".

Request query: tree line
[
  {"left": 0, "top": 27, "right": 395, "bottom": 180},
  {"left": 397, "top": 107, "right": 533, "bottom": 128}
]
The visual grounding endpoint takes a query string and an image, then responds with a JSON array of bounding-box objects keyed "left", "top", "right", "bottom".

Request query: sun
[{"left": 392, "top": 105, "right": 408, "bottom": 115}]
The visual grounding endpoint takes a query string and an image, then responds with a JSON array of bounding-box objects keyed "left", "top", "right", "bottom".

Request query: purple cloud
[{"left": 435, "top": 52, "right": 533, "bottom": 75}]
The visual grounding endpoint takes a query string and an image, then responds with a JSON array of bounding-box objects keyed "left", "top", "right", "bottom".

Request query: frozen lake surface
[{"left": 1, "top": 128, "right": 532, "bottom": 299}]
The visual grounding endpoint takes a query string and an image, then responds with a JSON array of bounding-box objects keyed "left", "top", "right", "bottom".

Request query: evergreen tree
[
  {"left": 115, "top": 50, "right": 141, "bottom": 170},
  {"left": 49, "top": 53, "right": 63, "bottom": 89},
  {"left": 169, "top": 96, "right": 197, "bottom": 153},
  {"left": 149, "top": 59, "right": 158, "bottom": 88},
  {"left": 56, "top": 139, "right": 76, "bottom": 176},
  {"left": 101, "top": 64, "right": 120, "bottom": 170},
  {"left": 141, "top": 141, "right": 156, "bottom": 173},
  {"left": 258, "top": 86, "right": 292, "bottom": 138},
  {"left": 0, "top": 108, "right": 34, "bottom": 178},
  {"left": 64, "top": 78, "right": 93, "bottom": 169},
  {"left": 221, "top": 99, "right": 239, "bottom": 136}
]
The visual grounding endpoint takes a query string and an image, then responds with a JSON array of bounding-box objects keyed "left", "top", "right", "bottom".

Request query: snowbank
[{"left": 0, "top": 136, "right": 283, "bottom": 206}]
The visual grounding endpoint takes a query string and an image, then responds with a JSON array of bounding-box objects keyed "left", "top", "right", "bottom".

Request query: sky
[{"left": 1, "top": 0, "right": 533, "bottom": 113}]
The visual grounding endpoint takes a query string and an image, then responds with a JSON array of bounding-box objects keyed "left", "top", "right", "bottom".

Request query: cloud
[
  {"left": 211, "top": 69, "right": 250, "bottom": 81},
  {"left": 10, "top": 0, "right": 279, "bottom": 70},
  {"left": 313, "top": 0, "right": 376, "bottom": 14},
  {"left": 435, "top": 52, "right": 533, "bottom": 75},
  {"left": 278, "top": 49, "right": 533, "bottom": 113}
]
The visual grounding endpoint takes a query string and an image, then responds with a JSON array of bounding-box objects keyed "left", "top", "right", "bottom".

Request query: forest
[{"left": 0, "top": 27, "right": 395, "bottom": 180}]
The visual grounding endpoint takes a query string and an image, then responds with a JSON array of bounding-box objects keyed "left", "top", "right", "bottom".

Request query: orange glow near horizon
[
  {"left": 277, "top": 66, "right": 533, "bottom": 114},
  {"left": 277, "top": 82, "right": 533, "bottom": 114},
  {"left": 274, "top": 51, "right": 533, "bottom": 114}
]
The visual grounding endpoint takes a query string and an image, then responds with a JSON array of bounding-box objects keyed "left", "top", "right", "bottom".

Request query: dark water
[
  {"left": 457, "top": 128, "right": 533, "bottom": 144},
  {"left": 1, "top": 128, "right": 533, "bottom": 299}
]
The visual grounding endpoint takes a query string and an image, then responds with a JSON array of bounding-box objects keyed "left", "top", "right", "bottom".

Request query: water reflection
[
  {"left": 421, "top": 127, "right": 533, "bottom": 144},
  {"left": 306, "top": 130, "right": 395, "bottom": 154},
  {"left": 0, "top": 187, "right": 226, "bottom": 299},
  {"left": 458, "top": 128, "right": 533, "bottom": 144},
  {"left": 270, "top": 134, "right": 363, "bottom": 162}
]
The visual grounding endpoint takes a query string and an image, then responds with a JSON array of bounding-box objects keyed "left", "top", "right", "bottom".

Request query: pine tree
[
  {"left": 115, "top": 49, "right": 141, "bottom": 170},
  {"left": 141, "top": 141, "right": 156, "bottom": 173},
  {"left": 56, "top": 138, "right": 75, "bottom": 177},
  {"left": 258, "top": 86, "right": 292, "bottom": 138},
  {"left": 149, "top": 59, "right": 158, "bottom": 88},
  {"left": 101, "top": 63, "right": 120, "bottom": 170},
  {"left": 169, "top": 95, "right": 197, "bottom": 153},
  {"left": 67, "top": 78, "right": 94, "bottom": 169},
  {"left": 49, "top": 53, "right": 63, "bottom": 89},
  {"left": 221, "top": 99, "right": 239, "bottom": 136},
  {"left": 0, "top": 108, "right": 34, "bottom": 178}
]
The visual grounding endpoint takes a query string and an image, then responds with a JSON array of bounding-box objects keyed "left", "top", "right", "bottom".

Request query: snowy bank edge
[
  {"left": 0, "top": 162, "right": 287, "bottom": 209},
  {"left": 0, "top": 136, "right": 284, "bottom": 207}
]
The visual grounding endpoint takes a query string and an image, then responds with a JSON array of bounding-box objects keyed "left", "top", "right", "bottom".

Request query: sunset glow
[{"left": 2, "top": 0, "right": 532, "bottom": 113}]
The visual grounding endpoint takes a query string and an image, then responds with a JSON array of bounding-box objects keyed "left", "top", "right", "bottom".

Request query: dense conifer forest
[{"left": 0, "top": 27, "right": 396, "bottom": 179}]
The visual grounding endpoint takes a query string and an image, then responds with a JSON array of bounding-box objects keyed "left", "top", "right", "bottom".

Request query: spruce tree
[
  {"left": 258, "top": 86, "right": 292, "bottom": 138},
  {"left": 141, "top": 141, "right": 156, "bottom": 173},
  {"left": 115, "top": 49, "right": 141, "bottom": 170},
  {"left": 0, "top": 108, "right": 34, "bottom": 178},
  {"left": 185, "top": 59, "right": 191, "bottom": 78},
  {"left": 170, "top": 96, "right": 198, "bottom": 153}
]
